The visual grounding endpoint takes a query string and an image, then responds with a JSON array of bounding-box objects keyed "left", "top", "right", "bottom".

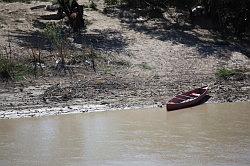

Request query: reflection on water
[{"left": 0, "top": 102, "right": 250, "bottom": 166}]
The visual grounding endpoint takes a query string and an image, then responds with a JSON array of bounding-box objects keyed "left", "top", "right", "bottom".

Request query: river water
[{"left": 0, "top": 102, "right": 250, "bottom": 166}]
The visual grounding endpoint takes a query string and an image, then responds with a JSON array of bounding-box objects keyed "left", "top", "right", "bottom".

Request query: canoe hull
[{"left": 167, "top": 86, "right": 208, "bottom": 111}]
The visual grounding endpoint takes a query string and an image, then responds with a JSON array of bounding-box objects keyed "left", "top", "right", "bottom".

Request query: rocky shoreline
[{"left": 0, "top": 72, "right": 249, "bottom": 119}]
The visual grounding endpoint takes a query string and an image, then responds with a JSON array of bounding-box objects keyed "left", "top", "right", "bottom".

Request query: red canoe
[{"left": 167, "top": 86, "right": 209, "bottom": 111}]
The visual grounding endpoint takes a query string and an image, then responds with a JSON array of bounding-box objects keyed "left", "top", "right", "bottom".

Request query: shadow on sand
[
  {"left": 72, "top": 29, "right": 128, "bottom": 52},
  {"left": 104, "top": 7, "right": 250, "bottom": 58},
  {"left": 8, "top": 30, "right": 52, "bottom": 50},
  {"left": 9, "top": 16, "right": 128, "bottom": 53}
]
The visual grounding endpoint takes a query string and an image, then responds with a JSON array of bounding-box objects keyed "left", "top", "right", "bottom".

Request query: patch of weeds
[
  {"left": 43, "top": 23, "right": 62, "bottom": 47},
  {"left": 0, "top": 57, "right": 33, "bottom": 81},
  {"left": 138, "top": 62, "right": 152, "bottom": 70},
  {"left": 83, "top": 47, "right": 103, "bottom": 72},
  {"left": 216, "top": 68, "right": 237, "bottom": 80},
  {"left": 103, "top": 67, "right": 115, "bottom": 76},
  {"left": 0, "top": 57, "right": 14, "bottom": 81},
  {"left": 112, "top": 59, "right": 131, "bottom": 67},
  {"left": 14, "top": 64, "right": 34, "bottom": 81},
  {"left": 43, "top": 23, "right": 72, "bottom": 75},
  {"left": 27, "top": 48, "right": 45, "bottom": 78}
]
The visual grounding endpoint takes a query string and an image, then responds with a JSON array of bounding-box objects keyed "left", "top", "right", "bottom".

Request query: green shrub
[
  {"left": 216, "top": 68, "right": 236, "bottom": 79},
  {"left": 0, "top": 57, "right": 14, "bottom": 80},
  {"left": 0, "top": 56, "right": 34, "bottom": 81},
  {"left": 113, "top": 60, "right": 131, "bottom": 67},
  {"left": 138, "top": 62, "right": 152, "bottom": 70},
  {"left": 43, "top": 23, "right": 62, "bottom": 47},
  {"left": 14, "top": 63, "right": 34, "bottom": 81}
]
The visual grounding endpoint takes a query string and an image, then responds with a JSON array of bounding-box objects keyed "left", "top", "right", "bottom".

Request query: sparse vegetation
[
  {"left": 13, "top": 63, "right": 34, "bottom": 81},
  {"left": 28, "top": 48, "right": 45, "bottom": 78},
  {"left": 138, "top": 62, "right": 152, "bottom": 70},
  {"left": 43, "top": 23, "right": 73, "bottom": 75},
  {"left": 103, "top": 67, "right": 113, "bottom": 75},
  {"left": 0, "top": 56, "right": 14, "bottom": 80},
  {"left": 43, "top": 23, "right": 62, "bottom": 48},
  {"left": 216, "top": 68, "right": 237, "bottom": 79},
  {"left": 112, "top": 59, "right": 131, "bottom": 67},
  {"left": 0, "top": 56, "right": 33, "bottom": 81}
]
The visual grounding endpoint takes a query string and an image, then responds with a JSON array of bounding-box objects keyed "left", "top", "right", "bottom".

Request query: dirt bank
[{"left": 0, "top": 0, "right": 249, "bottom": 119}]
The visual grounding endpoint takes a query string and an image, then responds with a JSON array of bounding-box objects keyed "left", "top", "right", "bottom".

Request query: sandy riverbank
[{"left": 0, "top": 0, "right": 249, "bottom": 119}]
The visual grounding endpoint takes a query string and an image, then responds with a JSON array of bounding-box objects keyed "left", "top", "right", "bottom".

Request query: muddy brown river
[{"left": 0, "top": 102, "right": 250, "bottom": 166}]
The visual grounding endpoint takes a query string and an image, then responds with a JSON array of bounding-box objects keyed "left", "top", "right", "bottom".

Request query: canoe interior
[{"left": 168, "top": 86, "right": 208, "bottom": 104}]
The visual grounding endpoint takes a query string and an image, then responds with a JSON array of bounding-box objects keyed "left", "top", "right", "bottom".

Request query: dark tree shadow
[
  {"left": 9, "top": 21, "right": 127, "bottom": 53},
  {"left": 30, "top": 5, "right": 46, "bottom": 10},
  {"left": 8, "top": 13, "right": 67, "bottom": 51},
  {"left": 73, "top": 29, "right": 127, "bottom": 52},
  {"left": 39, "top": 14, "right": 62, "bottom": 21},
  {"left": 33, "top": 20, "right": 47, "bottom": 30},
  {"left": 104, "top": 6, "right": 250, "bottom": 58},
  {"left": 127, "top": 20, "right": 248, "bottom": 57},
  {"left": 9, "top": 30, "right": 54, "bottom": 51}
]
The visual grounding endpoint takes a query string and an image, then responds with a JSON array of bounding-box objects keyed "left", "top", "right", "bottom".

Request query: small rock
[
  {"left": 101, "top": 101, "right": 109, "bottom": 105},
  {"left": 156, "top": 102, "right": 163, "bottom": 108},
  {"left": 45, "top": 5, "right": 59, "bottom": 11},
  {"left": 16, "top": 18, "right": 26, "bottom": 23}
]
